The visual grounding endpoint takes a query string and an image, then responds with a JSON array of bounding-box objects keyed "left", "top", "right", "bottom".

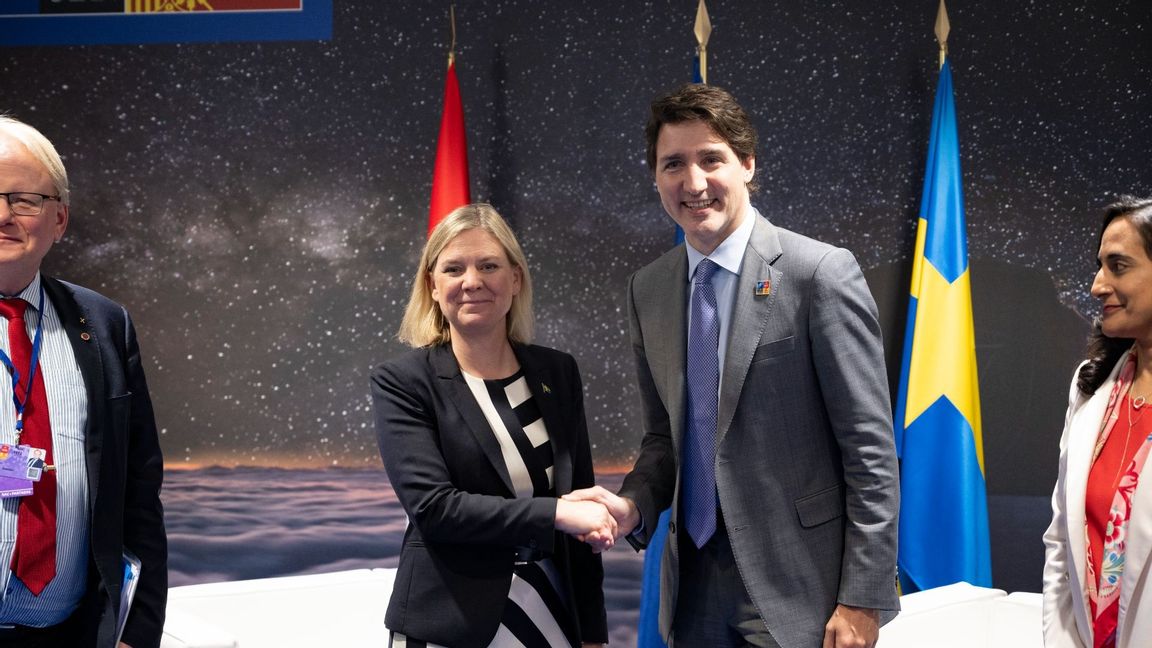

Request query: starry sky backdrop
[{"left": 0, "top": 1, "right": 1148, "bottom": 478}]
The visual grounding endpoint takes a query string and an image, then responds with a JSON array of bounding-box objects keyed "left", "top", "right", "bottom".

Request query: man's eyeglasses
[{"left": 0, "top": 192, "right": 62, "bottom": 217}]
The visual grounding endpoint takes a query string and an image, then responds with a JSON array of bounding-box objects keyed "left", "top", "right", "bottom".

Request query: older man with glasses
[{"left": 0, "top": 116, "right": 167, "bottom": 648}]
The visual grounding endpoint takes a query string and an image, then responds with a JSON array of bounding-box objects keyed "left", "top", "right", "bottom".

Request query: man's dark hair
[{"left": 644, "top": 83, "right": 759, "bottom": 192}]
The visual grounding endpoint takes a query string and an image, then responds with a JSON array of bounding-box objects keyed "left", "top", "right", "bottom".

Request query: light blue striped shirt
[
  {"left": 0, "top": 274, "right": 91, "bottom": 627},
  {"left": 685, "top": 205, "right": 757, "bottom": 393}
]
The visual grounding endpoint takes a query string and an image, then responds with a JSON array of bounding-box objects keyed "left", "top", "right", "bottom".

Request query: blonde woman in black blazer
[{"left": 372, "top": 203, "right": 610, "bottom": 648}]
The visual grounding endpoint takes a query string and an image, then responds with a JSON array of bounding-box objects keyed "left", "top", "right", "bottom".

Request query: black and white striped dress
[{"left": 390, "top": 369, "right": 577, "bottom": 648}]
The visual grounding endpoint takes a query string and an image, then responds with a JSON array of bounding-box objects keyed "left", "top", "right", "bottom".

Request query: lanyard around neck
[{"left": 0, "top": 283, "right": 47, "bottom": 437}]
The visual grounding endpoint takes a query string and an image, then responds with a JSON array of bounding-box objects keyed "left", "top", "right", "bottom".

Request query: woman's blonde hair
[{"left": 398, "top": 203, "right": 534, "bottom": 347}]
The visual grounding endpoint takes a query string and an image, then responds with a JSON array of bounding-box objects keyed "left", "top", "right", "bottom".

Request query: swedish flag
[{"left": 895, "top": 58, "right": 992, "bottom": 592}]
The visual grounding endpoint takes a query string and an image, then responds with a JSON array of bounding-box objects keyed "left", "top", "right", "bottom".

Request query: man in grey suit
[{"left": 568, "top": 84, "right": 899, "bottom": 647}]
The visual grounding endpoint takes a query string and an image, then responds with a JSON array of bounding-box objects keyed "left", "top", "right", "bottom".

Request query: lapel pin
[
  {"left": 542, "top": 383, "right": 552, "bottom": 394},
  {"left": 80, "top": 332, "right": 91, "bottom": 342},
  {"left": 754, "top": 279, "right": 772, "bottom": 296}
]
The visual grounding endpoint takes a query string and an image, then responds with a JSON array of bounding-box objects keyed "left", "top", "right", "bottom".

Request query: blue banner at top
[{"left": 0, "top": 0, "right": 331, "bottom": 45}]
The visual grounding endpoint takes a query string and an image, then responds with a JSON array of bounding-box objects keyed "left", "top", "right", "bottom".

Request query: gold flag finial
[
  {"left": 447, "top": 5, "right": 458, "bottom": 67},
  {"left": 694, "top": 0, "right": 712, "bottom": 84},
  {"left": 934, "top": 0, "right": 950, "bottom": 69}
]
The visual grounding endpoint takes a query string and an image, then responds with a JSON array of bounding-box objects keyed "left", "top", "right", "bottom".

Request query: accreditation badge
[{"left": 0, "top": 444, "right": 45, "bottom": 497}]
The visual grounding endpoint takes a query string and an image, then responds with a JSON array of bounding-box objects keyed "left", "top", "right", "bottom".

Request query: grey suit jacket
[{"left": 619, "top": 211, "right": 900, "bottom": 648}]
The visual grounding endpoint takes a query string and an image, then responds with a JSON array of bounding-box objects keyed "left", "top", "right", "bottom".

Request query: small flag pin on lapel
[{"left": 754, "top": 279, "right": 771, "bottom": 296}]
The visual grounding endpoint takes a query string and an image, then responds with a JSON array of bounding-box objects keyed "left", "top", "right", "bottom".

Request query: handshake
[{"left": 554, "top": 486, "right": 642, "bottom": 553}]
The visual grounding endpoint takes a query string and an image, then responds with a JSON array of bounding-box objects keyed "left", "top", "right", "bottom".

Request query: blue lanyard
[{"left": 0, "top": 283, "right": 46, "bottom": 440}]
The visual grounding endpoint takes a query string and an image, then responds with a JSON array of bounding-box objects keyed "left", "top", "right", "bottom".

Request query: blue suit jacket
[{"left": 44, "top": 277, "right": 167, "bottom": 648}]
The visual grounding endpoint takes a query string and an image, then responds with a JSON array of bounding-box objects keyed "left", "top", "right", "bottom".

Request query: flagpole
[
  {"left": 694, "top": 0, "right": 712, "bottom": 84},
  {"left": 935, "top": 0, "right": 949, "bottom": 70},
  {"left": 448, "top": 4, "right": 458, "bottom": 67}
]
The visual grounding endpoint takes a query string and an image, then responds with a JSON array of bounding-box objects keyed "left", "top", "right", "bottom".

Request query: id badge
[
  {"left": 0, "top": 444, "right": 43, "bottom": 499},
  {"left": 0, "top": 444, "right": 45, "bottom": 481}
]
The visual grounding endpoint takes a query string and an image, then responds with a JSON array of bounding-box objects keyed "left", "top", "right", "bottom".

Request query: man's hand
[
  {"left": 822, "top": 604, "right": 880, "bottom": 648},
  {"left": 555, "top": 499, "right": 617, "bottom": 552},
  {"left": 563, "top": 486, "right": 640, "bottom": 550}
]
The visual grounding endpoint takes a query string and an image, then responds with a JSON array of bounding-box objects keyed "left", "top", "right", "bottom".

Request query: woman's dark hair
[{"left": 1077, "top": 195, "right": 1152, "bottom": 394}]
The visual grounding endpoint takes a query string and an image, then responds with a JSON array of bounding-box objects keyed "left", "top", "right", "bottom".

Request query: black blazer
[
  {"left": 371, "top": 343, "right": 607, "bottom": 648},
  {"left": 43, "top": 277, "right": 167, "bottom": 648}
]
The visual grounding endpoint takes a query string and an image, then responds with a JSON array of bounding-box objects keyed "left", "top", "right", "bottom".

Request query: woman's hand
[
  {"left": 564, "top": 486, "right": 640, "bottom": 537},
  {"left": 555, "top": 499, "right": 617, "bottom": 551}
]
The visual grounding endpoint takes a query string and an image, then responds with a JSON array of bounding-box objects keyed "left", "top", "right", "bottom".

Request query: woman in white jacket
[{"left": 1044, "top": 195, "right": 1152, "bottom": 648}]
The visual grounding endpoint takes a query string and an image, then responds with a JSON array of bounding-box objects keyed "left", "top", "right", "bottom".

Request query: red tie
[{"left": 0, "top": 298, "right": 56, "bottom": 596}]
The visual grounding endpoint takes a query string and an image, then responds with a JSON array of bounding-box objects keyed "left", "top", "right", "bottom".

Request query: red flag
[{"left": 428, "top": 57, "right": 471, "bottom": 235}]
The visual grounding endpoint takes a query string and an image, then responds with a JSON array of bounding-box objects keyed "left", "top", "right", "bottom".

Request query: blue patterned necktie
[{"left": 683, "top": 258, "right": 721, "bottom": 548}]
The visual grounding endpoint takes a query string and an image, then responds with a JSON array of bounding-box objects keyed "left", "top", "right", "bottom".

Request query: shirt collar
[
  {"left": 685, "top": 204, "right": 756, "bottom": 281},
  {"left": 6, "top": 273, "right": 42, "bottom": 311}
]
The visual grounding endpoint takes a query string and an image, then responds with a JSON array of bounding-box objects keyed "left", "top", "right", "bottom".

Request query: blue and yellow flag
[{"left": 895, "top": 58, "right": 991, "bottom": 592}]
